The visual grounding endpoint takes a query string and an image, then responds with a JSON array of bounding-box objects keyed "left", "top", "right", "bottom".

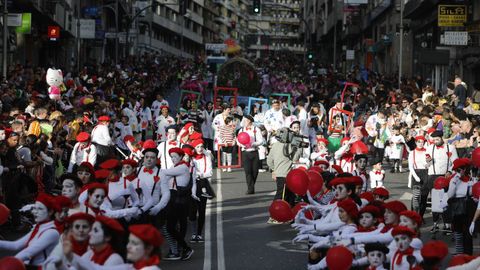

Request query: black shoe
[
  {"left": 181, "top": 247, "right": 194, "bottom": 260},
  {"left": 196, "top": 235, "right": 204, "bottom": 243},
  {"left": 164, "top": 252, "right": 181, "bottom": 261},
  {"left": 245, "top": 190, "right": 254, "bottom": 195}
]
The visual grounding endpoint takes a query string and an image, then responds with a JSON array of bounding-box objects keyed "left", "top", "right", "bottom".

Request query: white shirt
[
  {"left": 157, "top": 140, "right": 183, "bottom": 169},
  {"left": 426, "top": 143, "right": 458, "bottom": 175},
  {"left": 138, "top": 107, "right": 152, "bottom": 131},
  {"left": 297, "top": 107, "right": 309, "bottom": 136},
  {"left": 122, "top": 107, "right": 139, "bottom": 133},
  {"left": 388, "top": 134, "right": 406, "bottom": 159},
  {"left": 264, "top": 108, "right": 284, "bottom": 133},
  {"left": 369, "top": 169, "right": 385, "bottom": 188},
  {"left": 151, "top": 99, "right": 169, "bottom": 119},
  {"left": 91, "top": 124, "right": 113, "bottom": 146},
  {"left": 155, "top": 114, "right": 175, "bottom": 142},
  {"left": 68, "top": 143, "right": 97, "bottom": 172},
  {"left": 114, "top": 122, "right": 133, "bottom": 150},
  {"left": 447, "top": 173, "right": 474, "bottom": 199},
  {"left": 201, "top": 109, "right": 215, "bottom": 139},
  {"left": 0, "top": 220, "right": 59, "bottom": 266},
  {"left": 192, "top": 151, "right": 213, "bottom": 179},
  {"left": 237, "top": 125, "right": 265, "bottom": 152},
  {"left": 135, "top": 166, "right": 169, "bottom": 213}
]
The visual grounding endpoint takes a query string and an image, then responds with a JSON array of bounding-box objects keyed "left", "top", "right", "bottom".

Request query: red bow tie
[
  {"left": 169, "top": 141, "right": 177, "bottom": 145},
  {"left": 375, "top": 171, "right": 382, "bottom": 175},
  {"left": 143, "top": 167, "right": 153, "bottom": 174},
  {"left": 436, "top": 145, "right": 444, "bottom": 149}
]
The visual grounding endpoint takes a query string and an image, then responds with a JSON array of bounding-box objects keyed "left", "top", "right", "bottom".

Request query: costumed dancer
[
  {"left": 0, "top": 193, "right": 60, "bottom": 268},
  {"left": 369, "top": 158, "right": 386, "bottom": 189},
  {"left": 408, "top": 136, "right": 428, "bottom": 212},
  {"left": 79, "top": 183, "right": 108, "bottom": 216},
  {"left": 155, "top": 105, "right": 175, "bottom": 143},
  {"left": 352, "top": 154, "right": 370, "bottom": 193},
  {"left": 68, "top": 132, "right": 97, "bottom": 172},
  {"left": 60, "top": 173, "right": 84, "bottom": 214},
  {"left": 157, "top": 125, "right": 182, "bottom": 169}
]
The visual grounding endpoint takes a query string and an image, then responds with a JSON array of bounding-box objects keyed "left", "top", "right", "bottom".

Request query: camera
[{"left": 275, "top": 128, "right": 309, "bottom": 148}]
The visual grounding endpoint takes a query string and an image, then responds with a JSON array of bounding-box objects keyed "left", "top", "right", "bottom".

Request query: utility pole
[
  {"left": 76, "top": 16, "right": 80, "bottom": 73},
  {"left": 398, "top": 0, "right": 404, "bottom": 89},
  {"left": 3, "top": 0, "right": 8, "bottom": 80}
]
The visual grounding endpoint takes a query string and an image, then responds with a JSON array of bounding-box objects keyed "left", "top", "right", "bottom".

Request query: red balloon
[
  {"left": 326, "top": 246, "right": 353, "bottom": 270},
  {"left": 309, "top": 166, "right": 323, "bottom": 174},
  {"left": 349, "top": 141, "right": 369, "bottom": 155},
  {"left": 0, "top": 203, "right": 10, "bottom": 225},
  {"left": 472, "top": 148, "right": 480, "bottom": 167},
  {"left": 433, "top": 177, "right": 448, "bottom": 190},
  {"left": 0, "top": 257, "right": 25, "bottom": 270},
  {"left": 269, "top": 200, "right": 293, "bottom": 222},
  {"left": 286, "top": 169, "right": 309, "bottom": 196},
  {"left": 473, "top": 182, "right": 480, "bottom": 199},
  {"left": 237, "top": 132, "right": 251, "bottom": 146},
  {"left": 307, "top": 171, "right": 324, "bottom": 197},
  {"left": 292, "top": 202, "right": 313, "bottom": 220}
]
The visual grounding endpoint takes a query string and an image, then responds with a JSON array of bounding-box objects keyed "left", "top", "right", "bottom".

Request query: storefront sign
[
  {"left": 441, "top": 31, "right": 468, "bottom": 46},
  {"left": 48, "top": 26, "right": 60, "bottom": 41},
  {"left": 15, "top": 13, "right": 31, "bottom": 34},
  {"left": 438, "top": 5, "right": 467, "bottom": 27}
]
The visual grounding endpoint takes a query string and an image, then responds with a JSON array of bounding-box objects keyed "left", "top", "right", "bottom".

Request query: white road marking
[
  {"left": 216, "top": 168, "right": 226, "bottom": 270},
  {"left": 203, "top": 194, "right": 212, "bottom": 270}
]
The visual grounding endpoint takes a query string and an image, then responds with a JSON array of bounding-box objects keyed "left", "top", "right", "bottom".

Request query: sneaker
[
  {"left": 190, "top": 234, "right": 198, "bottom": 243},
  {"left": 164, "top": 252, "right": 181, "bottom": 261},
  {"left": 196, "top": 235, "right": 204, "bottom": 242},
  {"left": 259, "top": 169, "right": 267, "bottom": 172},
  {"left": 430, "top": 224, "right": 439, "bottom": 233},
  {"left": 267, "top": 217, "right": 282, "bottom": 224},
  {"left": 181, "top": 247, "right": 194, "bottom": 261}
]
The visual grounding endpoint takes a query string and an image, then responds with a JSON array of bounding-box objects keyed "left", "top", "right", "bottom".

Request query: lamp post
[
  {"left": 2, "top": 0, "right": 7, "bottom": 79},
  {"left": 398, "top": 0, "right": 404, "bottom": 88}
]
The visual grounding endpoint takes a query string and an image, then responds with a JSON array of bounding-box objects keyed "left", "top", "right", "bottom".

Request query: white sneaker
[
  {"left": 259, "top": 169, "right": 266, "bottom": 172},
  {"left": 227, "top": 168, "right": 232, "bottom": 172}
]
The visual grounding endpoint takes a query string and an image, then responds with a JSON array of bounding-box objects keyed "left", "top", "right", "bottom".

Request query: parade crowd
[{"left": 0, "top": 52, "right": 479, "bottom": 270}]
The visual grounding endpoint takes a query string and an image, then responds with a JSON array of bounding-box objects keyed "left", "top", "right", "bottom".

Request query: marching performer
[
  {"left": 68, "top": 132, "right": 97, "bottom": 172},
  {"left": 352, "top": 154, "right": 369, "bottom": 193},
  {"left": 91, "top": 115, "right": 114, "bottom": 165},
  {"left": 157, "top": 125, "right": 183, "bottom": 169},
  {"left": 408, "top": 136, "right": 428, "bottom": 212},
  {"left": 334, "top": 137, "right": 355, "bottom": 173},
  {"left": 155, "top": 105, "right": 175, "bottom": 143}
]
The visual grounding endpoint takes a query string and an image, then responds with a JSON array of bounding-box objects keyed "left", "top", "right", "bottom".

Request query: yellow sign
[{"left": 438, "top": 5, "right": 467, "bottom": 27}]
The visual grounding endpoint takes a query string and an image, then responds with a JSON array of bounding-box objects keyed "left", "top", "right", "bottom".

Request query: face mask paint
[
  {"left": 89, "top": 221, "right": 105, "bottom": 246},
  {"left": 127, "top": 234, "right": 146, "bottom": 262},
  {"left": 32, "top": 201, "right": 50, "bottom": 223}
]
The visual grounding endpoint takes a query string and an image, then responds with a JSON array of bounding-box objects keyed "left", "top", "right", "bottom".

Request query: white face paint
[
  {"left": 384, "top": 209, "right": 398, "bottom": 225},
  {"left": 367, "top": 251, "right": 386, "bottom": 267},
  {"left": 195, "top": 144, "right": 204, "bottom": 154},
  {"left": 62, "top": 179, "right": 78, "bottom": 200},
  {"left": 170, "top": 153, "right": 182, "bottom": 165},
  {"left": 143, "top": 152, "right": 157, "bottom": 168},
  {"left": 71, "top": 219, "right": 91, "bottom": 242},
  {"left": 334, "top": 184, "right": 349, "bottom": 200},
  {"left": 399, "top": 216, "right": 417, "bottom": 231},
  {"left": 32, "top": 201, "right": 50, "bottom": 223},
  {"left": 359, "top": 212, "right": 375, "bottom": 228},
  {"left": 394, "top": 234, "right": 412, "bottom": 251},
  {"left": 89, "top": 221, "right": 105, "bottom": 246},
  {"left": 55, "top": 207, "right": 69, "bottom": 223},
  {"left": 122, "top": 164, "right": 134, "bottom": 177},
  {"left": 167, "top": 129, "right": 177, "bottom": 141},
  {"left": 127, "top": 234, "right": 147, "bottom": 262},
  {"left": 88, "top": 188, "right": 106, "bottom": 208}
]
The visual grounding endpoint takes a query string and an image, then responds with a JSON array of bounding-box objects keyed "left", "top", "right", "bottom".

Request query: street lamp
[{"left": 398, "top": 0, "right": 405, "bottom": 88}]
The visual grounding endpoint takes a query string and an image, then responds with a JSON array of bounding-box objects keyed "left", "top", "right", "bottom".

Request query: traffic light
[
  {"left": 307, "top": 52, "right": 313, "bottom": 60},
  {"left": 253, "top": 0, "right": 261, "bottom": 13}
]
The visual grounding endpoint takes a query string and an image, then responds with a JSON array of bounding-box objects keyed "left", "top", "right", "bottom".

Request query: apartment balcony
[
  {"left": 137, "top": 34, "right": 194, "bottom": 58},
  {"left": 193, "top": 0, "right": 205, "bottom": 7},
  {"left": 152, "top": 14, "right": 203, "bottom": 44},
  {"left": 249, "top": 15, "right": 300, "bottom": 24}
]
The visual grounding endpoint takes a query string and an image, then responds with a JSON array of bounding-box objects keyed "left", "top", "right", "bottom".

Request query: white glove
[
  {"left": 414, "top": 175, "right": 421, "bottom": 182},
  {"left": 19, "top": 204, "right": 34, "bottom": 213},
  {"left": 307, "top": 262, "right": 323, "bottom": 270},
  {"left": 299, "top": 224, "right": 316, "bottom": 235},
  {"left": 310, "top": 239, "right": 331, "bottom": 250},
  {"left": 192, "top": 194, "right": 200, "bottom": 201},
  {"left": 307, "top": 191, "right": 321, "bottom": 207},
  {"left": 335, "top": 238, "right": 352, "bottom": 247},
  {"left": 127, "top": 207, "right": 141, "bottom": 218},
  {"left": 470, "top": 222, "right": 475, "bottom": 235},
  {"left": 292, "top": 234, "right": 310, "bottom": 243}
]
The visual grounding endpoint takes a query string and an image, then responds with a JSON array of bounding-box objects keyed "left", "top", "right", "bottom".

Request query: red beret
[
  {"left": 99, "top": 159, "right": 121, "bottom": 170},
  {"left": 359, "top": 191, "right": 375, "bottom": 203},
  {"left": 452, "top": 158, "right": 471, "bottom": 171},
  {"left": 331, "top": 164, "right": 343, "bottom": 174},
  {"left": 122, "top": 159, "right": 138, "bottom": 167},
  {"left": 341, "top": 137, "right": 351, "bottom": 144},
  {"left": 400, "top": 210, "right": 422, "bottom": 226},
  {"left": 76, "top": 132, "right": 90, "bottom": 142},
  {"left": 359, "top": 205, "right": 381, "bottom": 218},
  {"left": 329, "top": 177, "right": 352, "bottom": 187},
  {"left": 183, "top": 122, "right": 194, "bottom": 130},
  {"left": 391, "top": 226, "right": 416, "bottom": 238},
  {"left": 350, "top": 176, "right": 364, "bottom": 186},
  {"left": 160, "top": 105, "right": 169, "bottom": 110},
  {"left": 317, "top": 138, "right": 329, "bottom": 145},
  {"left": 189, "top": 132, "right": 202, "bottom": 141},
  {"left": 191, "top": 139, "right": 204, "bottom": 148},
  {"left": 0, "top": 203, "right": 10, "bottom": 225},
  {"left": 123, "top": 135, "right": 135, "bottom": 143},
  {"left": 52, "top": 196, "right": 72, "bottom": 212},
  {"left": 421, "top": 240, "right": 448, "bottom": 261},
  {"left": 169, "top": 147, "right": 185, "bottom": 157},
  {"left": 67, "top": 212, "right": 95, "bottom": 225},
  {"left": 415, "top": 136, "right": 426, "bottom": 141},
  {"left": 0, "top": 256, "right": 26, "bottom": 270},
  {"left": 85, "top": 182, "right": 108, "bottom": 194},
  {"left": 142, "top": 139, "right": 157, "bottom": 150},
  {"left": 78, "top": 162, "right": 95, "bottom": 176},
  {"left": 95, "top": 215, "right": 125, "bottom": 233},
  {"left": 98, "top": 115, "right": 110, "bottom": 122},
  {"left": 36, "top": 193, "right": 55, "bottom": 210},
  {"left": 129, "top": 224, "right": 164, "bottom": 247},
  {"left": 182, "top": 145, "right": 195, "bottom": 157},
  {"left": 314, "top": 160, "right": 329, "bottom": 168},
  {"left": 373, "top": 187, "right": 390, "bottom": 198},
  {"left": 95, "top": 169, "right": 111, "bottom": 180},
  {"left": 383, "top": 200, "right": 407, "bottom": 215},
  {"left": 337, "top": 198, "right": 359, "bottom": 219}
]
